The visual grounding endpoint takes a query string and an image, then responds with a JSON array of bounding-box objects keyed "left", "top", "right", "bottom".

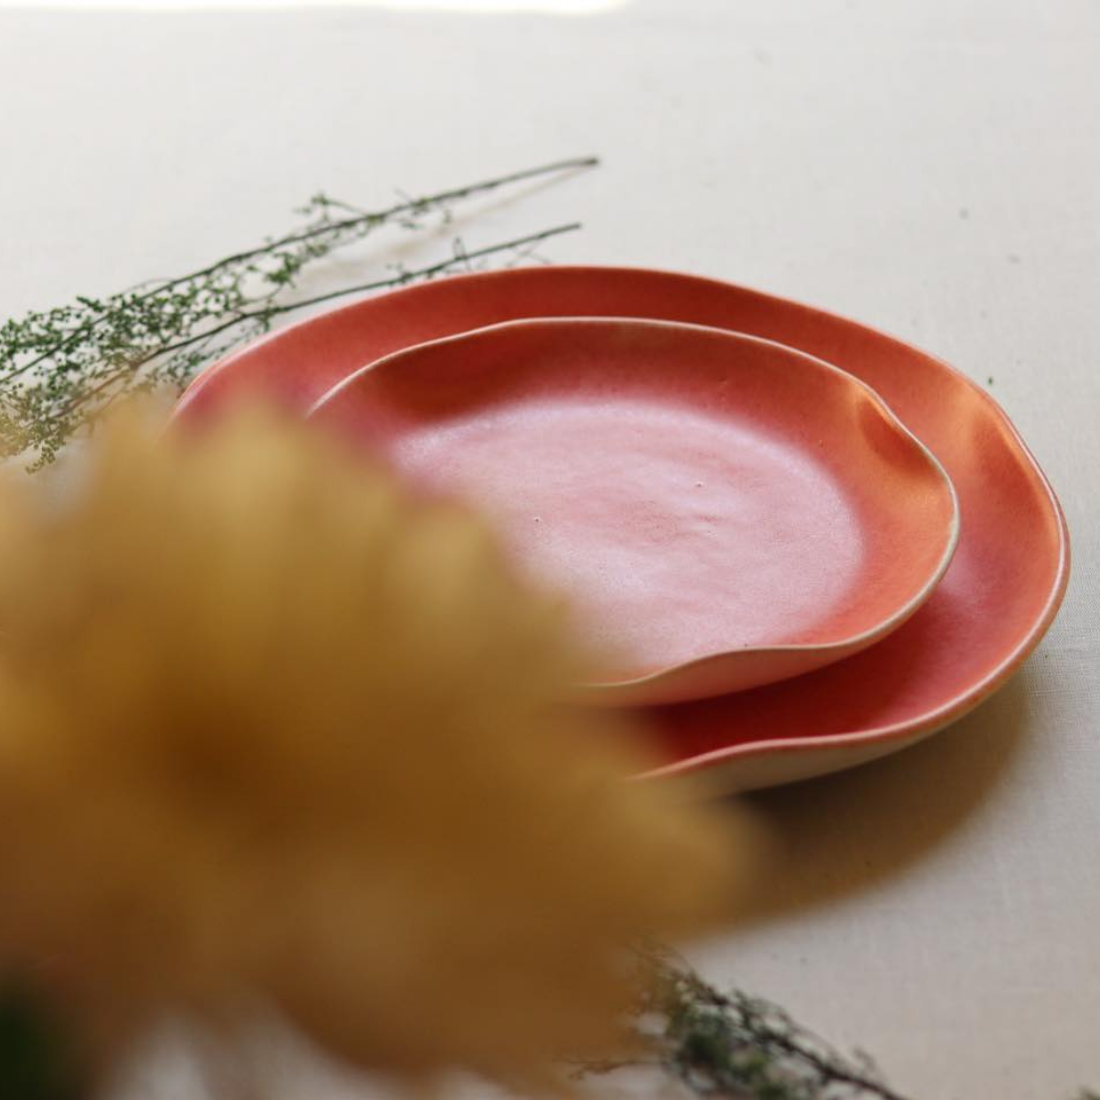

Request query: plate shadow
[{"left": 725, "top": 669, "right": 1033, "bottom": 924}]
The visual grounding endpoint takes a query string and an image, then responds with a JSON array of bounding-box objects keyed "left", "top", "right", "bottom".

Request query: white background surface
[{"left": 1, "top": 1, "right": 1098, "bottom": 1097}]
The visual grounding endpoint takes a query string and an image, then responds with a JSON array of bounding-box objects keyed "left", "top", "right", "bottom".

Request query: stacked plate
[{"left": 172, "top": 267, "right": 1069, "bottom": 793}]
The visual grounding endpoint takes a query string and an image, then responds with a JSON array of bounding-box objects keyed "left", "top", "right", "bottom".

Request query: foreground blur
[{"left": 0, "top": 404, "right": 750, "bottom": 1093}]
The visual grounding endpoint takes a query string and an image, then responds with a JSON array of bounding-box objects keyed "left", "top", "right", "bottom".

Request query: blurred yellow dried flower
[{"left": 0, "top": 404, "right": 745, "bottom": 1089}]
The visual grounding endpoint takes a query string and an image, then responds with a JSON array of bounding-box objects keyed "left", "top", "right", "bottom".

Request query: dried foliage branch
[
  {"left": 599, "top": 946, "right": 1098, "bottom": 1100},
  {"left": 0, "top": 156, "right": 596, "bottom": 466},
  {"left": 617, "top": 943, "right": 911, "bottom": 1099}
]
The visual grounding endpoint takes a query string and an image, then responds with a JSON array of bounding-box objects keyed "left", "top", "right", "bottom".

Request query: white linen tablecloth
[{"left": 1, "top": 1, "right": 1097, "bottom": 1097}]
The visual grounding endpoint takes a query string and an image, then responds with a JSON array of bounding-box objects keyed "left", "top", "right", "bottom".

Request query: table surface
[{"left": 2, "top": 1, "right": 1098, "bottom": 1097}]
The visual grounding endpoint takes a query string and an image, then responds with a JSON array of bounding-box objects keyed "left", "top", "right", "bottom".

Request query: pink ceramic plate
[
  {"left": 173, "top": 266, "right": 1069, "bottom": 791},
  {"left": 310, "top": 318, "right": 959, "bottom": 707}
]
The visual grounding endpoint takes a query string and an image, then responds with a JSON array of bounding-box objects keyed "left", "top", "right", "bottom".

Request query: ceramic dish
[
  {"left": 310, "top": 318, "right": 959, "bottom": 706},
  {"left": 173, "top": 266, "right": 1069, "bottom": 791}
]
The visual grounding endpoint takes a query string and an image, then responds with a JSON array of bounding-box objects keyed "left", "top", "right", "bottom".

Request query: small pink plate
[{"left": 310, "top": 319, "right": 959, "bottom": 706}]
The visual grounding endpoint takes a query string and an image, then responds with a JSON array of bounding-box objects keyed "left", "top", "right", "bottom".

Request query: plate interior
[{"left": 314, "top": 320, "right": 957, "bottom": 697}]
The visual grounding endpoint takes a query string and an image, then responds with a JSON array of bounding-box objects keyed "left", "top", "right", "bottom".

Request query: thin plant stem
[
  {"left": 59, "top": 222, "right": 581, "bottom": 419},
  {"left": 0, "top": 156, "right": 596, "bottom": 389},
  {"left": 0, "top": 158, "right": 596, "bottom": 466}
]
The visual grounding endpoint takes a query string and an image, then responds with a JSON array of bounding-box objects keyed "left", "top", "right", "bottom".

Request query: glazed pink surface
[
  {"left": 311, "top": 319, "right": 958, "bottom": 705},
  {"left": 173, "top": 266, "right": 1068, "bottom": 788}
]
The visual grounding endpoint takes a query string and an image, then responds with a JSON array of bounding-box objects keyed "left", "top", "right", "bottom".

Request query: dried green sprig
[
  {"left": 580, "top": 946, "right": 1096, "bottom": 1100},
  {"left": 0, "top": 156, "right": 597, "bottom": 468},
  {"left": 572, "top": 942, "right": 911, "bottom": 1100}
]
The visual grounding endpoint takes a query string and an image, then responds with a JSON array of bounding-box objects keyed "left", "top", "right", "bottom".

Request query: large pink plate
[{"left": 174, "top": 266, "right": 1069, "bottom": 791}]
